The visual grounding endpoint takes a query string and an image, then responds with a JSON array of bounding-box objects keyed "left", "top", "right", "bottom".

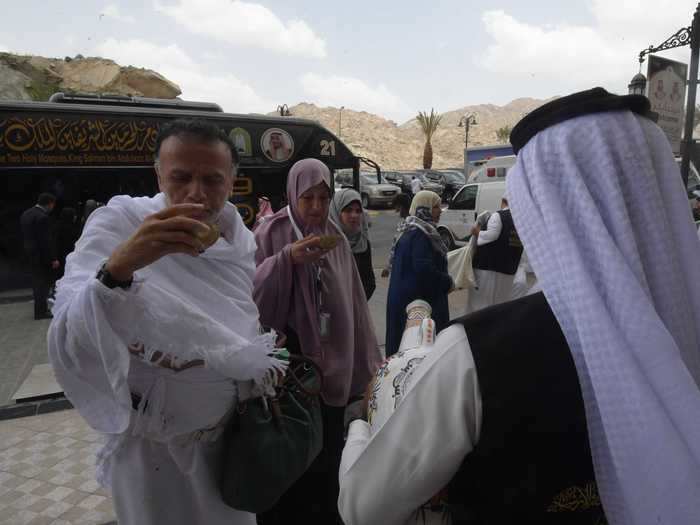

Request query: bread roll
[
  {"left": 319, "top": 235, "right": 340, "bottom": 249},
  {"left": 197, "top": 223, "right": 220, "bottom": 249}
]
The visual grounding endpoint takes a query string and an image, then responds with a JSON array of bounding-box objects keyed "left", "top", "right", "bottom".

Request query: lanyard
[{"left": 287, "top": 206, "right": 324, "bottom": 310}]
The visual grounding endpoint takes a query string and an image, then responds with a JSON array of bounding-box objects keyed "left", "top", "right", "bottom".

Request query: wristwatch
[{"left": 96, "top": 262, "right": 133, "bottom": 290}]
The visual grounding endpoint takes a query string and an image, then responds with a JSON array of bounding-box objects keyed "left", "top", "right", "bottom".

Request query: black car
[
  {"left": 421, "top": 170, "right": 466, "bottom": 202},
  {"left": 382, "top": 171, "right": 412, "bottom": 194}
]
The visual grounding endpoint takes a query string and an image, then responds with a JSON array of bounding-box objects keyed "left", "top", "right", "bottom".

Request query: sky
[{"left": 1, "top": 0, "right": 697, "bottom": 123}]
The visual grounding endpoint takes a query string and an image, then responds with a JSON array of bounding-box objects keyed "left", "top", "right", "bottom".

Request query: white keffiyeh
[{"left": 507, "top": 111, "right": 700, "bottom": 524}]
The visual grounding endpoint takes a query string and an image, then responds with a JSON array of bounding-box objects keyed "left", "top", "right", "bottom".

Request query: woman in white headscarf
[
  {"left": 385, "top": 190, "right": 452, "bottom": 357},
  {"left": 330, "top": 188, "right": 376, "bottom": 300}
]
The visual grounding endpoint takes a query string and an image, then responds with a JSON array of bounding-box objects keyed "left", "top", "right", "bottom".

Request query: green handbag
[{"left": 220, "top": 354, "right": 324, "bottom": 513}]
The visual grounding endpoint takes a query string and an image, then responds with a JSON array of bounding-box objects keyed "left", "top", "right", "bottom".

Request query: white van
[
  {"left": 438, "top": 181, "right": 506, "bottom": 249},
  {"left": 468, "top": 155, "right": 516, "bottom": 183}
]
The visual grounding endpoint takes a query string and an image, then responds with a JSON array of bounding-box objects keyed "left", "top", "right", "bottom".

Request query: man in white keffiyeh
[
  {"left": 338, "top": 88, "right": 700, "bottom": 525},
  {"left": 48, "top": 119, "right": 284, "bottom": 525},
  {"left": 507, "top": 88, "right": 700, "bottom": 524}
]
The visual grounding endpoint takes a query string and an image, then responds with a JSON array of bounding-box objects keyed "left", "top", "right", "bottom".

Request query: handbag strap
[{"left": 285, "top": 354, "right": 324, "bottom": 397}]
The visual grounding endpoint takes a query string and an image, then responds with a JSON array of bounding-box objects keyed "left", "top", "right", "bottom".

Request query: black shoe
[{"left": 34, "top": 313, "right": 53, "bottom": 320}]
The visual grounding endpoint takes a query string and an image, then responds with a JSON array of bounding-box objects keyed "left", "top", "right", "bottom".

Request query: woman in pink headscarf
[{"left": 253, "top": 158, "right": 382, "bottom": 525}]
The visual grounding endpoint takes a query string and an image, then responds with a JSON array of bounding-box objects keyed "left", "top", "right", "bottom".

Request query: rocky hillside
[
  {"left": 0, "top": 52, "right": 181, "bottom": 102},
  {"left": 277, "top": 99, "right": 551, "bottom": 169}
]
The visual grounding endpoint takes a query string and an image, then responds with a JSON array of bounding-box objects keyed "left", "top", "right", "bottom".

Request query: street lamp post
[
  {"left": 458, "top": 114, "right": 477, "bottom": 177},
  {"left": 338, "top": 106, "right": 345, "bottom": 138},
  {"left": 276, "top": 104, "right": 292, "bottom": 116},
  {"left": 629, "top": 3, "right": 699, "bottom": 187},
  {"left": 682, "top": 6, "right": 700, "bottom": 187}
]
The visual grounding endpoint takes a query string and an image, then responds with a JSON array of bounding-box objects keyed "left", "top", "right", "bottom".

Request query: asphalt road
[{"left": 365, "top": 207, "right": 402, "bottom": 269}]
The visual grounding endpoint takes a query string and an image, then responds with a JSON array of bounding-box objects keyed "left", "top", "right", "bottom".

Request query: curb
[
  {"left": 0, "top": 395, "right": 73, "bottom": 422},
  {"left": 0, "top": 294, "right": 33, "bottom": 305}
]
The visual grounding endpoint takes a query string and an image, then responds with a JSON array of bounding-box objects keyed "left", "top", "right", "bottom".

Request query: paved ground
[
  {"left": 0, "top": 300, "right": 52, "bottom": 406},
  {"left": 0, "top": 412, "right": 115, "bottom": 525}
]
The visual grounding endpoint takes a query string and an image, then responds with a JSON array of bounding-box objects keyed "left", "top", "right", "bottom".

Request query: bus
[{"left": 0, "top": 93, "right": 371, "bottom": 290}]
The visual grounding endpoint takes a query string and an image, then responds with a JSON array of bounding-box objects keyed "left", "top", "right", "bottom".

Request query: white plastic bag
[{"left": 447, "top": 243, "right": 475, "bottom": 290}]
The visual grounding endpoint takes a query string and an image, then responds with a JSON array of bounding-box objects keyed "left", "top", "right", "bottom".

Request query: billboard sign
[{"left": 647, "top": 55, "right": 688, "bottom": 154}]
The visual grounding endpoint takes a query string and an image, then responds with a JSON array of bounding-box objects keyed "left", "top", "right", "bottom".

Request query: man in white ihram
[
  {"left": 465, "top": 195, "right": 523, "bottom": 313},
  {"left": 48, "top": 119, "right": 284, "bottom": 525},
  {"left": 338, "top": 88, "right": 700, "bottom": 525},
  {"left": 411, "top": 174, "right": 423, "bottom": 196}
]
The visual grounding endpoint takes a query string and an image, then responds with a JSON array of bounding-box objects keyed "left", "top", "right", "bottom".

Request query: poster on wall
[{"left": 647, "top": 55, "right": 688, "bottom": 154}]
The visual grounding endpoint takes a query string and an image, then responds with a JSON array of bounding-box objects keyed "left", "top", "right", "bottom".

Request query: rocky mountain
[
  {"left": 276, "top": 99, "right": 551, "bottom": 169},
  {"left": 0, "top": 52, "right": 181, "bottom": 102}
]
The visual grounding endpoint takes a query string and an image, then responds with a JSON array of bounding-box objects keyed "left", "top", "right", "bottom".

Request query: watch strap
[{"left": 96, "top": 262, "right": 133, "bottom": 290}]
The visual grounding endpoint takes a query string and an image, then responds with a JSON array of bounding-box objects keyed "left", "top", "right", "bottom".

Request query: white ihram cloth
[
  {"left": 339, "top": 321, "right": 481, "bottom": 525},
  {"left": 507, "top": 111, "right": 700, "bottom": 525},
  {"left": 465, "top": 211, "right": 516, "bottom": 314},
  {"left": 48, "top": 193, "right": 284, "bottom": 525}
]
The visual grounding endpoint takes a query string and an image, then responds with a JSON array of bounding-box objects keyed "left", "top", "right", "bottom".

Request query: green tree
[
  {"left": 416, "top": 109, "right": 442, "bottom": 169},
  {"left": 495, "top": 125, "right": 512, "bottom": 144}
]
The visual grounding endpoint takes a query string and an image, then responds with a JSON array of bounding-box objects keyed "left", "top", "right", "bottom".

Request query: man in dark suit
[{"left": 21, "top": 193, "right": 59, "bottom": 319}]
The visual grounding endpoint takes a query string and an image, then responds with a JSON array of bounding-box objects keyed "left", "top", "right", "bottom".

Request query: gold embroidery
[{"left": 546, "top": 482, "right": 601, "bottom": 512}]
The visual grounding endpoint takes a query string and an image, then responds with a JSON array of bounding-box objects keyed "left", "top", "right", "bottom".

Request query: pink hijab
[{"left": 253, "top": 159, "right": 381, "bottom": 406}]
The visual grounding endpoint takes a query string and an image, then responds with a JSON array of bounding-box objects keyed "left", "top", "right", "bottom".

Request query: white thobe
[
  {"left": 411, "top": 178, "right": 422, "bottom": 194},
  {"left": 338, "top": 323, "right": 482, "bottom": 525},
  {"left": 466, "top": 210, "right": 517, "bottom": 314},
  {"left": 48, "top": 194, "right": 278, "bottom": 525}
]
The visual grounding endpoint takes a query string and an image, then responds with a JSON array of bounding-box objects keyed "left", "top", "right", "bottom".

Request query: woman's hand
[{"left": 290, "top": 236, "right": 333, "bottom": 265}]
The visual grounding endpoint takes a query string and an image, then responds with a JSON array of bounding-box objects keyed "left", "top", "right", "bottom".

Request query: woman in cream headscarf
[
  {"left": 385, "top": 190, "right": 453, "bottom": 357},
  {"left": 330, "top": 188, "right": 375, "bottom": 300}
]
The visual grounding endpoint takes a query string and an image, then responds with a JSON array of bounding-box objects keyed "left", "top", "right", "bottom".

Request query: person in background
[
  {"left": 411, "top": 174, "right": 422, "bottom": 196},
  {"left": 385, "top": 191, "right": 452, "bottom": 357},
  {"left": 81, "top": 199, "right": 101, "bottom": 230},
  {"left": 54, "top": 207, "right": 80, "bottom": 279},
  {"left": 330, "top": 188, "right": 376, "bottom": 300},
  {"left": 381, "top": 193, "right": 412, "bottom": 278},
  {"left": 21, "top": 192, "right": 59, "bottom": 320},
  {"left": 465, "top": 196, "right": 523, "bottom": 314},
  {"left": 253, "top": 158, "right": 382, "bottom": 525},
  {"left": 253, "top": 196, "right": 274, "bottom": 231}
]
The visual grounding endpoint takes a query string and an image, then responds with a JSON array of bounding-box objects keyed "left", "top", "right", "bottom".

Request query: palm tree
[
  {"left": 495, "top": 125, "right": 512, "bottom": 144},
  {"left": 416, "top": 109, "right": 442, "bottom": 169}
]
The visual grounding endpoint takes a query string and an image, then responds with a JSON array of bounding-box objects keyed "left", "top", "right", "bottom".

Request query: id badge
[{"left": 319, "top": 311, "right": 331, "bottom": 341}]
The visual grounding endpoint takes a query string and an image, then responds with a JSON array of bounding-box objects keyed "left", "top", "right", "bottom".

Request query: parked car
[
  {"left": 467, "top": 155, "right": 516, "bottom": 183},
  {"left": 382, "top": 171, "right": 412, "bottom": 193},
  {"left": 437, "top": 181, "right": 506, "bottom": 250},
  {"left": 383, "top": 170, "right": 445, "bottom": 197},
  {"left": 334, "top": 171, "right": 402, "bottom": 208},
  {"left": 421, "top": 169, "right": 466, "bottom": 202}
]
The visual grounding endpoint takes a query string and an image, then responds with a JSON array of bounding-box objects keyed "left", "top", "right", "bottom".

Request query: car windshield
[
  {"left": 441, "top": 171, "right": 465, "bottom": 183},
  {"left": 361, "top": 173, "right": 384, "bottom": 184}
]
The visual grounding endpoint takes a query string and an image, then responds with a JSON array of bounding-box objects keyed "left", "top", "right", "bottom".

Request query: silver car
[{"left": 334, "top": 171, "right": 402, "bottom": 208}]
